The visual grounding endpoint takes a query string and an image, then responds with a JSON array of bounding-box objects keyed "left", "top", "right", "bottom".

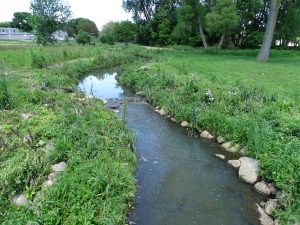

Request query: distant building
[
  {"left": 0, "top": 27, "right": 34, "bottom": 40},
  {"left": 52, "top": 30, "right": 69, "bottom": 41}
]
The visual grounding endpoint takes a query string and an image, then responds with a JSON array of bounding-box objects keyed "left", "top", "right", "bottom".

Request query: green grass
[
  {"left": 119, "top": 47, "right": 300, "bottom": 224},
  {"left": 0, "top": 44, "right": 152, "bottom": 224}
]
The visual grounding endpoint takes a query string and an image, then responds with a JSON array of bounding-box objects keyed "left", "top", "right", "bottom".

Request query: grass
[
  {"left": 118, "top": 47, "right": 300, "bottom": 224},
  {"left": 0, "top": 44, "right": 152, "bottom": 224}
]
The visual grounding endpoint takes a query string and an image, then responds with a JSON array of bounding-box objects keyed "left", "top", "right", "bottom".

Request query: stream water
[{"left": 78, "top": 69, "right": 263, "bottom": 225}]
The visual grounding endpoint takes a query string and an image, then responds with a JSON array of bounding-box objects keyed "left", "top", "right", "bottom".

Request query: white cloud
[{"left": 0, "top": 0, "right": 132, "bottom": 29}]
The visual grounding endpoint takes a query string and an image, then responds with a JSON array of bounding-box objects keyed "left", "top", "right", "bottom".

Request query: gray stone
[
  {"left": 200, "top": 130, "right": 214, "bottom": 140},
  {"left": 42, "top": 179, "right": 55, "bottom": 188},
  {"left": 102, "top": 99, "right": 108, "bottom": 104},
  {"left": 136, "top": 91, "right": 143, "bottom": 95},
  {"left": 113, "top": 109, "right": 120, "bottom": 114},
  {"left": 12, "top": 194, "right": 28, "bottom": 206},
  {"left": 267, "top": 183, "right": 278, "bottom": 195},
  {"left": 238, "top": 157, "right": 259, "bottom": 184},
  {"left": 240, "top": 147, "right": 248, "bottom": 155},
  {"left": 51, "top": 162, "right": 67, "bottom": 172},
  {"left": 21, "top": 113, "right": 33, "bottom": 120},
  {"left": 264, "top": 199, "right": 278, "bottom": 216},
  {"left": 217, "top": 136, "right": 225, "bottom": 144},
  {"left": 214, "top": 154, "right": 226, "bottom": 160},
  {"left": 254, "top": 181, "right": 272, "bottom": 196},
  {"left": 48, "top": 172, "right": 58, "bottom": 182},
  {"left": 257, "top": 204, "right": 274, "bottom": 225},
  {"left": 171, "top": 118, "right": 176, "bottom": 122},
  {"left": 276, "top": 191, "right": 286, "bottom": 199},
  {"left": 221, "top": 142, "right": 240, "bottom": 153},
  {"left": 159, "top": 109, "right": 166, "bottom": 116},
  {"left": 205, "top": 90, "right": 214, "bottom": 102},
  {"left": 181, "top": 121, "right": 189, "bottom": 127},
  {"left": 227, "top": 160, "right": 241, "bottom": 169},
  {"left": 44, "top": 142, "right": 54, "bottom": 154}
]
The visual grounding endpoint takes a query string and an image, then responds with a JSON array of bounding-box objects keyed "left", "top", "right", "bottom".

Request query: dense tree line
[{"left": 122, "top": 0, "right": 300, "bottom": 49}]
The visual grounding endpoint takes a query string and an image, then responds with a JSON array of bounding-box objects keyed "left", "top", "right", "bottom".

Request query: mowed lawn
[{"left": 165, "top": 50, "right": 300, "bottom": 105}]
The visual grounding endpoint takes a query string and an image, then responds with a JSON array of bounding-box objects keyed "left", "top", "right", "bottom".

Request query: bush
[
  {"left": 76, "top": 31, "right": 92, "bottom": 45},
  {"left": 0, "top": 75, "right": 12, "bottom": 109},
  {"left": 31, "top": 49, "right": 49, "bottom": 68}
]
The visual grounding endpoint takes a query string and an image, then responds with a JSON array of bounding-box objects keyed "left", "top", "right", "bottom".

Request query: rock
[
  {"left": 227, "top": 160, "right": 241, "bottom": 169},
  {"left": 254, "top": 181, "right": 272, "bottom": 196},
  {"left": 181, "top": 121, "right": 189, "bottom": 127},
  {"left": 51, "top": 162, "right": 67, "bottom": 172},
  {"left": 171, "top": 118, "right": 176, "bottom": 122},
  {"left": 113, "top": 109, "right": 120, "bottom": 114},
  {"left": 276, "top": 191, "right": 286, "bottom": 199},
  {"left": 42, "top": 179, "right": 55, "bottom": 188},
  {"left": 86, "top": 95, "right": 94, "bottom": 99},
  {"left": 152, "top": 161, "right": 159, "bottom": 165},
  {"left": 23, "top": 134, "right": 33, "bottom": 146},
  {"left": 221, "top": 142, "right": 240, "bottom": 153},
  {"left": 240, "top": 147, "right": 248, "bottom": 155},
  {"left": 102, "top": 99, "right": 108, "bottom": 104},
  {"left": 205, "top": 90, "right": 214, "bottom": 102},
  {"left": 257, "top": 204, "right": 274, "bottom": 225},
  {"left": 238, "top": 157, "right": 259, "bottom": 184},
  {"left": 267, "top": 183, "right": 278, "bottom": 195},
  {"left": 12, "top": 194, "right": 28, "bottom": 206},
  {"left": 200, "top": 130, "right": 214, "bottom": 139},
  {"left": 21, "top": 113, "right": 33, "bottom": 120},
  {"left": 48, "top": 172, "right": 58, "bottom": 182},
  {"left": 159, "top": 109, "right": 166, "bottom": 116},
  {"left": 274, "top": 219, "right": 280, "bottom": 225},
  {"left": 44, "top": 142, "right": 54, "bottom": 154},
  {"left": 136, "top": 91, "right": 143, "bottom": 95},
  {"left": 217, "top": 136, "right": 225, "bottom": 144},
  {"left": 214, "top": 154, "right": 226, "bottom": 160},
  {"left": 264, "top": 199, "right": 278, "bottom": 216}
]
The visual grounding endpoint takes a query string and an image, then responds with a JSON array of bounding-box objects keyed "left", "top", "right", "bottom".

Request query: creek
[{"left": 78, "top": 69, "right": 263, "bottom": 225}]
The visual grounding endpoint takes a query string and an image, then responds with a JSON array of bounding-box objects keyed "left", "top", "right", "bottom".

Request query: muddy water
[{"left": 78, "top": 70, "right": 262, "bottom": 225}]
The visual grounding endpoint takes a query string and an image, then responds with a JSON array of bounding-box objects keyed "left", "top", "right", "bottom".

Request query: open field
[
  {"left": 119, "top": 47, "right": 300, "bottom": 224},
  {"left": 0, "top": 44, "right": 153, "bottom": 224}
]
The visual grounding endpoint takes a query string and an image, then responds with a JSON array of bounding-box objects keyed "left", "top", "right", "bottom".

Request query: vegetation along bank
[
  {"left": 0, "top": 44, "right": 153, "bottom": 224},
  {"left": 118, "top": 47, "right": 300, "bottom": 225}
]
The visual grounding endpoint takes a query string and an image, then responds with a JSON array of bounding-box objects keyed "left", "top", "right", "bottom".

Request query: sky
[{"left": 0, "top": 0, "right": 132, "bottom": 30}]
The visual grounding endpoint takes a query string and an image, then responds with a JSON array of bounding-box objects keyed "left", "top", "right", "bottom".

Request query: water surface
[{"left": 78, "top": 70, "right": 262, "bottom": 225}]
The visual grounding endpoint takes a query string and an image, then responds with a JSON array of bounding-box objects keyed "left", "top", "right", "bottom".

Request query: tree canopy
[
  {"left": 11, "top": 12, "right": 33, "bottom": 32},
  {"left": 66, "top": 18, "right": 99, "bottom": 37}
]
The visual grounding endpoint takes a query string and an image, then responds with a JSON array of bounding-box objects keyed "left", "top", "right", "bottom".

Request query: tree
[
  {"left": 206, "top": 0, "right": 240, "bottom": 48},
  {"left": 0, "top": 22, "right": 11, "bottom": 28},
  {"left": 99, "top": 21, "right": 117, "bottom": 44},
  {"left": 66, "top": 18, "right": 99, "bottom": 38},
  {"left": 30, "top": 0, "right": 71, "bottom": 45},
  {"left": 257, "top": 0, "right": 282, "bottom": 60},
  {"left": 76, "top": 30, "right": 91, "bottom": 45},
  {"left": 11, "top": 12, "right": 33, "bottom": 32},
  {"left": 115, "top": 21, "right": 136, "bottom": 45}
]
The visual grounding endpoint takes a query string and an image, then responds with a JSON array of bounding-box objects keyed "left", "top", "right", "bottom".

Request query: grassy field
[
  {"left": 119, "top": 47, "right": 300, "bottom": 224},
  {"left": 0, "top": 44, "right": 153, "bottom": 224}
]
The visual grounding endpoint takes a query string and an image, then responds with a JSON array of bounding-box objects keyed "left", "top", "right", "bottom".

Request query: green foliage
[
  {"left": 11, "top": 12, "right": 33, "bottom": 32},
  {"left": 0, "top": 44, "right": 152, "bottom": 223},
  {"left": 66, "top": 18, "right": 99, "bottom": 37},
  {"left": 0, "top": 75, "right": 12, "bottom": 109},
  {"left": 0, "top": 21, "right": 12, "bottom": 28},
  {"left": 75, "top": 30, "right": 92, "bottom": 45},
  {"left": 30, "top": 0, "right": 71, "bottom": 45}
]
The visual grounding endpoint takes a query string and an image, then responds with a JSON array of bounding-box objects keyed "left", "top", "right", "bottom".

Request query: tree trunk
[
  {"left": 219, "top": 34, "right": 225, "bottom": 49},
  {"left": 198, "top": 15, "right": 208, "bottom": 48},
  {"left": 257, "top": 0, "right": 281, "bottom": 61}
]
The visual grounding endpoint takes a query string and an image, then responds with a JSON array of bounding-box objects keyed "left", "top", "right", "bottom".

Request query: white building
[{"left": 0, "top": 27, "right": 34, "bottom": 40}]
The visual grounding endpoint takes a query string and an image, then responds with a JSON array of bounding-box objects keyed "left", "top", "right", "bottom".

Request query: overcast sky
[{"left": 0, "top": 0, "right": 132, "bottom": 30}]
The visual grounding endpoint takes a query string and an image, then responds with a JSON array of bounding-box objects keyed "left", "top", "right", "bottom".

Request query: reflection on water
[{"left": 78, "top": 70, "right": 262, "bottom": 225}]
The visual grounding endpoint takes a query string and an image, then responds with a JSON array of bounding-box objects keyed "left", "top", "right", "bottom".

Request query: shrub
[
  {"left": 76, "top": 31, "right": 92, "bottom": 45},
  {"left": 0, "top": 75, "right": 12, "bottom": 109}
]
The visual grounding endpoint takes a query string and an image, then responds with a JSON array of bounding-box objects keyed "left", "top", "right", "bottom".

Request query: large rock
[
  {"left": 42, "top": 179, "right": 55, "bottom": 188},
  {"left": 227, "top": 160, "right": 241, "bottom": 169},
  {"left": 264, "top": 199, "right": 278, "bottom": 216},
  {"left": 254, "top": 181, "right": 272, "bottom": 196},
  {"left": 159, "top": 109, "right": 166, "bottom": 116},
  {"left": 200, "top": 130, "right": 214, "bottom": 140},
  {"left": 12, "top": 194, "right": 28, "bottom": 206},
  {"left": 21, "top": 113, "right": 33, "bottom": 120},
  {"left": 51, "top": 162, "right": 67, "bottom": 172},
  {"left": 181, "top": 121, "right": 189, "bottom": 127},
  {"left": 257, "top": 204, "right": 274, "bottom": 225},
  {"left": 221, "top": 142, "right": 240, "bottom": 153},
  {"left": 238, "top": 157, "right": 259, "bottom": 184}
]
